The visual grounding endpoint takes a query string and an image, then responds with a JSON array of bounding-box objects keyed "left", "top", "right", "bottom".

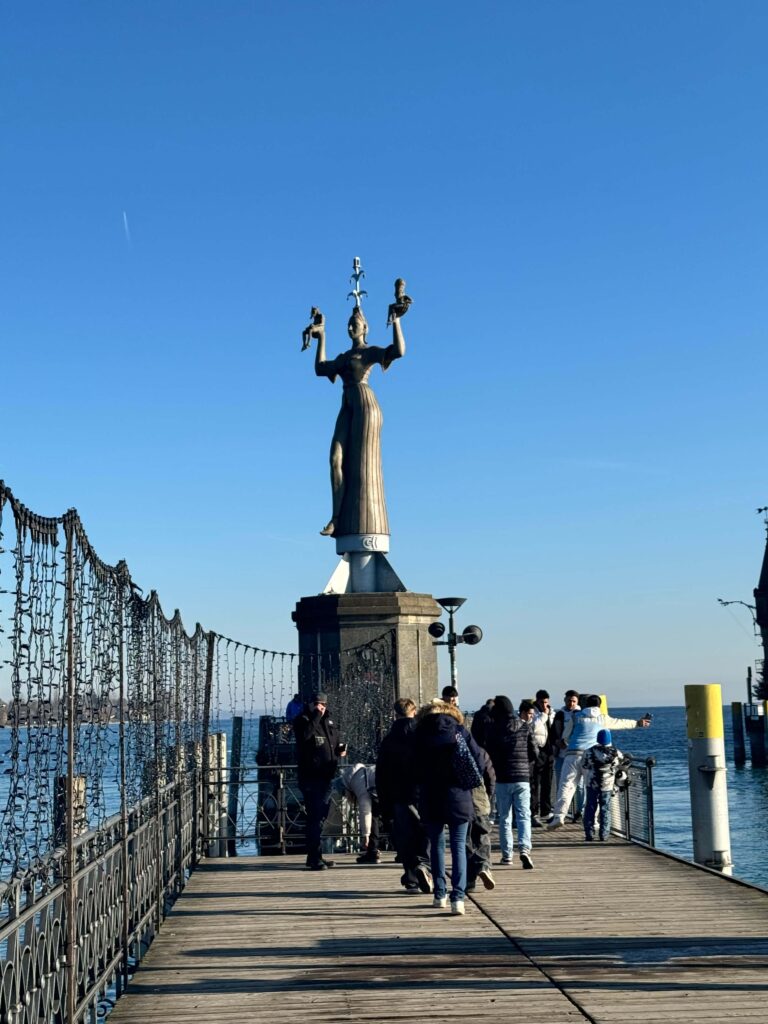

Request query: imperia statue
[{"left": 302, "top": 260, "right": 412, "bottom": 543}]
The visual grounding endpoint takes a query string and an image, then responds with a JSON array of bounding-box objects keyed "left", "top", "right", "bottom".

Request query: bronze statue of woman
[{"left": 305, "top": 280, "right": 409, "bottom": 542}]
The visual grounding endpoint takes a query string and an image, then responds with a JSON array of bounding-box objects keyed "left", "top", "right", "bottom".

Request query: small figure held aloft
[
  {"left": 301, "top": 307, "right": 325, "bottom": 351},
  {"left": 387, "top": 278, "right": 412, "bottom": 325}
]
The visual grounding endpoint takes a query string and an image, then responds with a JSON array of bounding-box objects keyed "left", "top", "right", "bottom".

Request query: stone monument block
[{"left": 292, "top": 592, "right": 441, "bottom": 758}]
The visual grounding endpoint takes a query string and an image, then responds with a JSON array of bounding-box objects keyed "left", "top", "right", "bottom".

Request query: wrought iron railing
[
  {"left": 607, "top": 757, "right": 656, "bottom": 846},
  {"left": 203, "top": 756, "right": 657, "bottom": 855},
  {"left": 201, "top": 763, "right": 373, "bottom": 856},
  {"left": 0, "top": 775, "right": 202, "bottom": 1024}
]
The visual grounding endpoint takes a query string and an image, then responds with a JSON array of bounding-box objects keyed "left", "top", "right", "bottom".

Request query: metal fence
[
  {"left": 200, "top": 755, "right": 658, "bottom": 858},
  {"left": 607, "top": 757, "right": 656, "bottom": 846},
  {"left": 0, "top": 777, "right": 202, "bottom": 1024},
  {"left": 200, "top": 762, "right": 375, "bottom": 857}
]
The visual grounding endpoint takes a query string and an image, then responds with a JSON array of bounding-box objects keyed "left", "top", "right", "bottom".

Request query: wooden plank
[{"left": 110, "top": 825, "right": 768, "bottom": 1024}]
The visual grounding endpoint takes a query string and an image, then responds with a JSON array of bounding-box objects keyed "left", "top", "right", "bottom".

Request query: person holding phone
[{"left": 292, "top": 692, "right": 348, "bottom": 870}]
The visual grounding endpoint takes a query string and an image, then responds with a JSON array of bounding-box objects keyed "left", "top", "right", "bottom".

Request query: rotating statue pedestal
[{"left": 292, "top": 534, "right": 441, "bottom": 761}]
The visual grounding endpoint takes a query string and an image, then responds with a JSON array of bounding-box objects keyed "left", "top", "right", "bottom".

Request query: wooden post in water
[
  {"left": 744, "top": 702, "right": 767, "bottom": 767},
  {"left": 217, "top": 732, "right": 228, "bottom": 855},
  {"left": 685, "top": 683, "right": 733, "bottom": 875},
  {"left": 731, "top": 701, "right": 746, "bottom": 765},
  {"left": 54, "top": 775, "right": 87, "bottom": 844},
  {"left": 761, "top": 701, "right": 768, "bottom": 765},
  {"left": 205, "top": 731, "right": 228, "bottom": 856},
  {"left": 227, "top": 716, "right": 244, "bottom": 857}
]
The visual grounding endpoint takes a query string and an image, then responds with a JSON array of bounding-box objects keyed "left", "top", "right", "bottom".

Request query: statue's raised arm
[{"left": 301, "top": 262, "right": 411, "bottom": 542}]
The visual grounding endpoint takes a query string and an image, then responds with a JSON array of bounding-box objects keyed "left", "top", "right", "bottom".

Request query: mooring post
[
  {"left": 54, "top": 775, "right": 87, "bottom": 845},
  {"left": 731, "top": 701, "right": 746, "bottom": 765},
  {"left": 761, "top": 701, "right": 768, "bottom": 765},
  {"left": 745, "top": 702, "right": 767, "bottom": 767},
  {"left": 226, "top": 716, "right": 244, "bottom": 856},
  {"left": 685, "top": 683, "right": 733, "bottom": 875}
]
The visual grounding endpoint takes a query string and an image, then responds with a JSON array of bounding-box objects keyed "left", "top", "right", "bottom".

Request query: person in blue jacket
[{"left": 285, "top": 693, "right": 303, "bottom": 722}]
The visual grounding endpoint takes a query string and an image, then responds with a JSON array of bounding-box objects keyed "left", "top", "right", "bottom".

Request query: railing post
[
  {"left": 190, "top": 631, "right": 201, "bottom": 869},
  {"left": 645, "top": 757, "right": 656, "bottom": 847},
  {"left": 174, "top": 628, "right": 183, "bottom": 891},
  {"left": 226, "top": 716, "right": 243, "bottom": 856},
  {"left": 685, "top": 683, "right": 732, "bottom": 874},
  {"left": 201, "top": 632, "right": 215, "bottom": 857},
  {"left": 63, "top": 512, "right": 78, "bottom": 1024},
  {"left": 151, "top": 600, "right": 164, "bottom": 931},
  {"left": 277, "top": 767, "right": 286, "bottom": 855},
  {"left": 621, "top": 775, "right": 631, "bottom": 839},
  {"left": 117, "top": 582, "right": 131, "bottom": 997}
]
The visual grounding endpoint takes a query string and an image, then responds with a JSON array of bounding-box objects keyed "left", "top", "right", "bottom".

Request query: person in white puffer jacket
[{"left": 547, "top": 696, "right": 650, "bottom": 828}]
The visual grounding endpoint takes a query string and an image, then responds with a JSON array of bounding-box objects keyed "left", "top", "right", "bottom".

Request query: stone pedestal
[{"left": 292, "top": 592, "right": 441, "bottom": 760}]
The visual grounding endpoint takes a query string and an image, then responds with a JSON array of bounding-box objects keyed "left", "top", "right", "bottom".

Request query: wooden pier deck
[{"left": 109, "top": 826, "right": 768, "bottom": 1024}]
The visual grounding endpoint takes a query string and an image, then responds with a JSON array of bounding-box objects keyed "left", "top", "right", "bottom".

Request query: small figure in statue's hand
[
  {"left": 387, "top": 279, "right": 412, "bottom": 325},
  {"left": 302, "top": 307, "right": 325, "bottom": 351}
]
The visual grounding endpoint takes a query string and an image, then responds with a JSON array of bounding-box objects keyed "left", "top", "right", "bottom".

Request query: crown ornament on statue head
[{"left": 347, "top": 256, "right": 367, "bottom": 309}]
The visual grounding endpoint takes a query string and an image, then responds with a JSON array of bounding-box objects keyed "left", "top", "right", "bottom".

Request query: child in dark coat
[{"left": 581, "top": 728, "right": 631, "bottom": 842}]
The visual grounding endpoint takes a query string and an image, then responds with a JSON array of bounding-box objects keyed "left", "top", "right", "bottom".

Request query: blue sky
[{"left": 1, "top": 2, "right": 766, "bottom": 707}]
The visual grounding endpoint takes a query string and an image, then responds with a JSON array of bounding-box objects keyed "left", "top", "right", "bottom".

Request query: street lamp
[{"left": 428, "top": 596, "right": 483, "bottom": 689}]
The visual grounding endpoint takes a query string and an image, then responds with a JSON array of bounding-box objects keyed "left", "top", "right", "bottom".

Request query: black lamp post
[{"left": 428, "top": 596, "right": 483, "bottom": 689}]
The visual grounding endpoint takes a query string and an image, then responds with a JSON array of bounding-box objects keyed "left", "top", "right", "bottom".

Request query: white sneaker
[
  {"left": 432, "top": 895, "right": 448, "bottom": 908},
  {"left": 547, "top": 818, "right": 564, "bottom": 830},
  {"left": 451, "top": 899, "right": 465, "bottom": 916}
]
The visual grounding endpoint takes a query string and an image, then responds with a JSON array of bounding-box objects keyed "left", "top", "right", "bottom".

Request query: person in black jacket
[
  {"left": 485, "top": 696, "right": 537, "bottom": 870},
  {"left": 375, "top": 697, "right": 432, "bottom": 893},
  {"left": 292, "top": 692, "right": 347, "bottom": 870},
  {"left": 414, "top": 700, "right": 486, "bottom": 916},
  {"left": 470, "top": 698, "right": 495, "bottom": 750}
]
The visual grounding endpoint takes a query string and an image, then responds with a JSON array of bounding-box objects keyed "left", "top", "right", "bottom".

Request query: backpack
[{"left": 453, "top": 731, "right": 483, "bottom": 790}]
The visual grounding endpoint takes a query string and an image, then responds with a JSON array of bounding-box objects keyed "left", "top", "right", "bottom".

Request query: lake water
[
  {"left": 613, "top": 705, "right": 768, "bottom": 888},
  {"left": 1, "top": 707, "right": 766, "bottom": 888}
]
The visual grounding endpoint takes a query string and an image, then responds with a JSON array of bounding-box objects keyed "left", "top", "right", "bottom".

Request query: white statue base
[{"left": 324, "top": 535, "right": 405, "bottom": 594}]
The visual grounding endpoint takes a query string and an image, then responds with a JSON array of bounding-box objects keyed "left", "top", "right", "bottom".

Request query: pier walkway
[{"left": 109, "top": 826, "right": 768, "bottom": 1024}]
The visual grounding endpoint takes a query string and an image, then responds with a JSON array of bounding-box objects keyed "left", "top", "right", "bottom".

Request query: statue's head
[{"left": 347, "top": 306, "right": 368, "bottom": 344}]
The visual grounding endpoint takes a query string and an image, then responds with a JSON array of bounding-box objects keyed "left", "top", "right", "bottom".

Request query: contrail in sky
[{"left": 122, "top": 210, "right": 131, "bottom": 244}]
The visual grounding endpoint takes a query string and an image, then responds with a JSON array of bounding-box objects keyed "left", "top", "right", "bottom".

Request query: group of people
[{"left": 290, "top": 685, "right": 650, "bottom": 917}]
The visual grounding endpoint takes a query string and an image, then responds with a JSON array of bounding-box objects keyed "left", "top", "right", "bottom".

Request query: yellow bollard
[{"left": 684, "top": 684, "right": 732, "bottom": 875}]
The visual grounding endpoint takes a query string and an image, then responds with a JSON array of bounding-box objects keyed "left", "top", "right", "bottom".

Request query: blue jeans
[
  {"left": 424, "top": 821, "right": 469, "bottom": 902},
  {"left": 584, "top": 788, "right": 612, "bottom": 839},
  {"left": 496, "top": 781, "right": 532, "bottom": 858}
]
